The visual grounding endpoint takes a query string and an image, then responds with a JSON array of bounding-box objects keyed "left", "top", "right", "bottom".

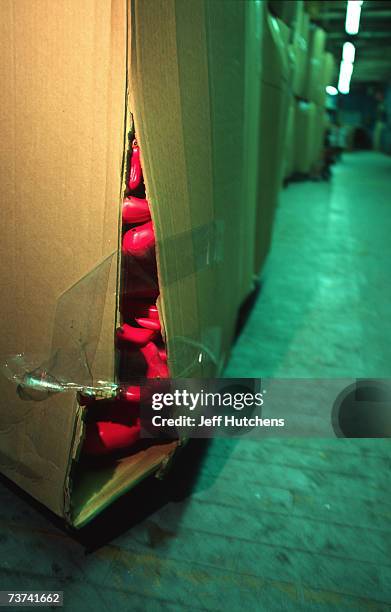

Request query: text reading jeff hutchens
[{"left": 149, "top": 389, "right": 285, "bottom": 429}]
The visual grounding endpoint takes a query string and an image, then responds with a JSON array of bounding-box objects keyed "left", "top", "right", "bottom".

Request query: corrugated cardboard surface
[
  {"left": 254, "top": 11, "right": 289, "bottom": 275},
  {"left": 293, "top": 102, "right": 326, "bottom": 175},
  {"left": 323, "top": 52, "right": 336, "bottom": 92},
  {"left": 292, "top": 4, "right": 309, "bottom": 98},
  {"left": 129, "top": 0, "right": 261, "bottom": 378},
  {"left": 312, "top": 104, "right": 328, "bottom": 169},
  {"left": 0, "top": 0, "right": 127, "bottom": 516},
  {"left": 283, "top": 93, "right": 296, "bottom": 179},
  {"left": 312, "top": 51, "right": 335, "bottom": 107},
  {"left": 268, "top": 0, "right": 301, "bottom": 27},
  {"left": 70, "top": 0, "right": 262, "bottom": 525},
  {"left": 241, "top": 1, "right": 264, "bottom": 302},
  {"left": 293, "top": 100, "right": 317, "bottom": 174},
  {"left": 303, "top": 25, "right": 326, "bottom": 103},
  {"left": 0, "top": 0, "right": 268, "bottom": 523},
  {"left": 71, "top": 1, "right": 265, "bottom": 525},
  {"left": 278, "top": 18, "right": 295, "bottom": 85}
]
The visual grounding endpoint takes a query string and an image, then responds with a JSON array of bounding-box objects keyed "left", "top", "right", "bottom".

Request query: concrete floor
[{"left": 0, "top": 152, "right": 390, "bottom": 610}]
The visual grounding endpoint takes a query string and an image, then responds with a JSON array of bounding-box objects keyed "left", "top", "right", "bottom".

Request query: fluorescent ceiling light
[
  {"left": 338, "top": 60, "right": 353, "bottom": 94},
  {"left": 342, "top": 41, "right": 356, "bottom": 63},
  {"left": 345, "top": 1, "right": 363, "bottom": 35},
  {"left": 326, "top": 85, "right": 338, "bottom": 96}
]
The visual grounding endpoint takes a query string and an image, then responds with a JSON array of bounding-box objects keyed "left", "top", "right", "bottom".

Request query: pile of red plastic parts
[{"left": 82, "top": 131, "right": 168, "bottom": 456}]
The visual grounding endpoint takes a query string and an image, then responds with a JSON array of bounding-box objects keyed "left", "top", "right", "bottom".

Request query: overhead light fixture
[
  {"left": 339, "top": 40, "right": 356, "bottom": 94},
  {"left": 326, "top": 86, "right": 338, "bottom": 96},
  {"left": 338, "top": 60, "right": 353, "bottom": 94},
  {"left": 345, "top": 0, "right": 363, "bottom": 35},
  {"left": 342, "top": 41, "right": 356, "bottom": 63}
]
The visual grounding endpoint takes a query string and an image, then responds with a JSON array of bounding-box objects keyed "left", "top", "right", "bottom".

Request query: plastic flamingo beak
[
  {"left": 135, "top": 316, "right": 161, "bottom": 331},
  {"left": 128, "top": 139, "right": 143, "bottom": 191},
  {"left": 83, "top": 419, "right": 140, "bottom": 456},
  {"left": 134, "top": 305, "right": 160, "bottom": 331},
  {"left": 122, "top": 196, "right": 151, "bottom": 224},
  {"left": 122, "top": 221, "right": 155, "bottom": 257},
  {"left": 135, "top": 305, "right": 161, "bottom": 331}
]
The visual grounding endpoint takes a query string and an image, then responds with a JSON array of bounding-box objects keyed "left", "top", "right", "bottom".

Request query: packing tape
[
  {"left": 1, "top": 251, "right": 118, "bottom": 400},
  {"left": 2, "top": 219, "right": 225, "bottom": 399},
  {"left": 166, "top": 327, "right": 222, "bottom": 379},
  {"left": 157, "top": 220, "right": 224, "bottom": 287}
]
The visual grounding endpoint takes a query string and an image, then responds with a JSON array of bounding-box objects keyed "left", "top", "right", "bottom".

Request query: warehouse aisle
[
  {"left": 0, "top": 152, "right": 390, "bottom": 611},
  {"left": 227, "top": 151, "right": 391, "bottom": 379}
]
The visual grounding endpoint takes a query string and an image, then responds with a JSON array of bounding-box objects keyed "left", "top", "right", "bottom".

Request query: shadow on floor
[
  {"left": 75, "top": 438, "right": 212, "bottom": 552},
  {"left": 0, "top": 438, "right": 218, "bottom": 553},
  {"left": 234, "top": 279, "right": 262, "bottom": 341}
]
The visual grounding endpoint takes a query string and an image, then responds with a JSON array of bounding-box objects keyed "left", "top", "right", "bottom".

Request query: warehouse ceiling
[{"left": 306, "top": 0, "right": 391, "bottom": 83}]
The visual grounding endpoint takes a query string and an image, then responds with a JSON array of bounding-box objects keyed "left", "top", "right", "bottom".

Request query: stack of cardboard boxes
[
  {"left": 0, "top": 0, "right": 265, "bottom": 527},
  {"left": 0, "top": 0, "right": 336, "bottom": 527},
  {"left": 254, "top": 1, "right": 335, "bottom": 275},
  {"left": 270, "top": 1, "right": 335, "bottom": 179},
  {"left": 253, "top": 8, "right": 290, "bottom": 274}
]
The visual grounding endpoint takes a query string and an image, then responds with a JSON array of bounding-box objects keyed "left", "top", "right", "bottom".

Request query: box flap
[
  {"left": 129, "top": 0, "right": 263, "bottom": 377},
  {"left": 71, "top": 441, "right": 179, "bottom": 528}
]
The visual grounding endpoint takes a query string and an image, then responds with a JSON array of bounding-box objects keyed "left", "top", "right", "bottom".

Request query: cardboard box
[
  {"left": 312, "top": 51, "right": 335, "bottom": 108},
  {"left": 373, "top": 121, "right": 385, "bottom": 151},
  {"left": 254, "top": 12, "right": 290, "bottom": 275},
  {"left": 291, "top": 4, "right": 310, "bottom": 98},
  {"left": 303, "top": 24, "right": 326, "bottom": 103},
  {"left": 311, "top": 105, "right": 328, "bottom": 171},
  {"left": 0, "top": 0, "right": 130, "bottom": 525},
  {"left": 292, "top": 100, "right": 317, "bottom": 174},
  {"left": 313, "top": 52, "right": 326, "bottom": 107},
  {"left": 323, "top": 52, "right": 336, "bottom": 93},
  {"left": 268, "top": 0, "right": 301, "bottom": 27},
  {"left": 278, "top": 16, "right": 295, "bottom": 85},
  {"left": 283, "top": 93, "right": 296, "bottom": 179},
  {"left": 130, "top": 0, "right": 263, "bottom": 376},
  {"left": 275, "top": 14, "right": 295, "bottom": 185},
  {"left": 0, "top": 0, "right": 262, "bottom": 526}
]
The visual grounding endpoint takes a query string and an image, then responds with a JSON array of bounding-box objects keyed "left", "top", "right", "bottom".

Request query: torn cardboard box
[{"left": 0, "top": 0, "right": 263, "bottom": 527}]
